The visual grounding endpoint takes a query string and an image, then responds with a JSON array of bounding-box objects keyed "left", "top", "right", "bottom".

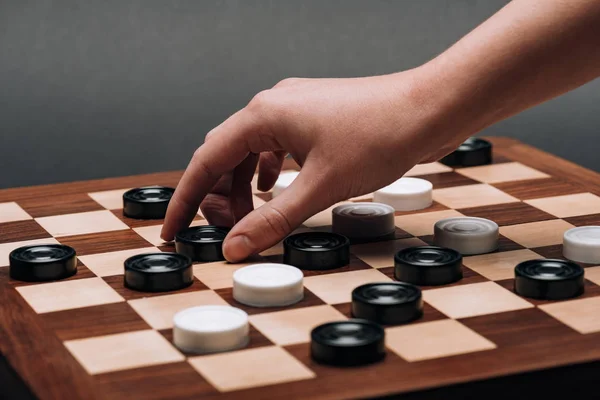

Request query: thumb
[{"left": 222, "top": 163, "right": 333, "bottom": 262}]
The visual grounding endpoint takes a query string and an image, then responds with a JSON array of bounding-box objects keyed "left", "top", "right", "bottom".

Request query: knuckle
[
  {"left": 276, "top": 77, "right": 302, "bottom": 87},
  {"left": 257, "top": 205, "right": 292, "bottom": 238},
  {"left": 247, "top": 90, "right": 273, "bottom": 112}
]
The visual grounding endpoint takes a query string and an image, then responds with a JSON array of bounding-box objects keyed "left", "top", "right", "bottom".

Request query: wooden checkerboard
[{"left": 2, "top": 137, "right": 600, "bottom": 399}]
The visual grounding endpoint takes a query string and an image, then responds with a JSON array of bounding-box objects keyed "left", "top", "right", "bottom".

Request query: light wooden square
[
  {"left": 133, "top": 219, "right": 208, "bottom": 246},
  {"left": 249, "top": 305, "right": 346, "bottom": 346},
  {"left": 455, "top": 162, "right": 549, "bottom": 184},
  {"left": 433, "top": 184, "right": 519, "bottom": 209},
  {"left": 403, "top": 162, "right": 452, "bottom": 177},
  {"left": 0, "top": 238, "right": 60, "bottom": 267},
  {"left": 499, "top": 219, "right": 575, "bottom": 248},
  {"left": 16, "top": 277, "right": 124, "bottom": 313},
  {"left": 394, "top": 209, "right": 464, "bottom": 236},
  {"left": 463, "top": 249, "right": 542, "bottom": 281},
  {"left": 351, "top": 238, "right": 428, "bottom": 268},
  {"left": 193, "top": 260, "right": 265, "bottom": 289},
  {"left": 302, "top": 202, "right": 352, "bottom": 228},
  {"left": 304, "top": 269, "right": 392, "bottom": 304},
  {"left": 88, "top": 188, "right": 130, "bottom": 210},
  {"left": 386, "top": 319, "right": 496, "bottom": 362},
  {"left": 128, "top": 290, "right": 228, "bottom": 330},
  {"left": 0, "top": 202, "right": 32, "bottom": 223},
  {"left": 539, "top": 297, "right": 600, "bottom": 334},
  {"left": 189, "top": 346, "right": 315, "bottom": 392},
  {"left": 582, "top": 266, "right": 600, "bottom": 286},
  {"left": 78, "top": 247, "right": 159, "bottom": 277},
  {"left": 525, "top": 193, "right": 600, "bottom": 218},
  {"left": 64, "top": 329, "right": 184, "bottom": 374},
  {"left": 423, "top": 282, "right": 533, "bottom": 319},
  {"left": 35, "top": 210, "right": 129, "bottom": 237}
]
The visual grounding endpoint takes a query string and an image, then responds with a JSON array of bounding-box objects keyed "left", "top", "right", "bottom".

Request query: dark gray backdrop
[{"left": 1, "top": 0, "right": 598, "bottom": 189}]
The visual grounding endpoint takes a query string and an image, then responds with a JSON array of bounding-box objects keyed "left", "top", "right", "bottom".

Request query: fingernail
[{"left": 223, "top": 235, "right": 255, "bottom": 262}]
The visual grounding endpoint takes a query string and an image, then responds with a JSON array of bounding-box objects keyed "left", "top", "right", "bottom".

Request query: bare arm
[{"left": 161, "top": 0, "right": 600, "bottom": 262}]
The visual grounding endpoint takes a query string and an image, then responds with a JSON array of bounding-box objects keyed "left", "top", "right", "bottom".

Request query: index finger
[{"left": 160, "top": 110, "right": 262, "bottom": 241}]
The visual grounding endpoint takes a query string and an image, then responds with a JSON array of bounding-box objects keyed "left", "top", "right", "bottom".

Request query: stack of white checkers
[
  {"left": 172, "top": 263, "right": 304, "bottom": 354},
  {"left": 433, "top": 216, "right": 499, "bottom": 255}
]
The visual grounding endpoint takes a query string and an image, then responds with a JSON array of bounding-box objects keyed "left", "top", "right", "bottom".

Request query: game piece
[
  {"left": 351, "top": 282, "right": 423, "bottom": 325},
  {"left": 124, "top": 252, "right": 193, "bottom": 292},
  {"left": 433, "top": 216, "right": 499, "bottom": 255},
  {"left": 394, "top": 246, "right": 463, "bottom": 285},
  {"left": 514, "top": 259, "right": 584, "bottom": 300},
  {"left": 272, "top": 171, "right": 300, "bottom": 197},
  {"left": 122, "top": 186, "right": 175, "bottom": 219},
  {"left": 173, "top": 305, "right": 249, "bottom": 354},
  {"left": 232, "top": 263, "right": 304, "bottom": 307},
  {"left": 175, "top": 225, "right": 229, "bottom": 262},
  {"left": 9, "top": 244, "right": 77, "bottom": 282},
  {"left": 439, "top": 137, "right": 492, "bottom": 167},
  {"left": 332, "top": 202, "right": 395, "bottom": 241},
  {"left": 372, "top": 177, "right": 432, "bottom": 211},
  {"left": 283, "top": 231, "right": 350, "bottom": 270},
  {"left": 563, "top": 226, "right": 600, "bottom": 264},
  {"left": 310, "top": 320, "right": 386, "bottom": 366}
]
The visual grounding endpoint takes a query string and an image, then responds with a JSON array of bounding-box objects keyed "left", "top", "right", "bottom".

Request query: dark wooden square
[
  {"left": 18, "top": 194, "right": 104, "bottom": 218},
  {"left": 417, "top": 172, "right": 479, "bottom": 190},
  {"left": 215, "top": 287, "right": 325, "bottom": 316},
  {"left": 495, "top": 278, "right": 600, "bottom": 306},
  {"left": 333, "top": 301, "right": 447, "bottom": 326},
  {"left": 459, "top": 202, "right": 556, "bottom": 226},
  {"left": 492, "top": 177, "right": 586, "bottom": 201},
  {"left": 0, "top": 220, "right": 52, "bottom": 244},
  {"left": 102, "top": 276, "right": 208, "bottom": 301},
  {"left": 58, "top": 229, "right": 154, "bottom": 256},
  {"left": 39, "top": 302, "right": 151, "bottom": 341},
  {"left": 378, "top": 265, "right": 488, "bottom": 289},
  {"left": 0, "top": 260, "right": 96, "bottom": 287},
  {"left": 564, "top": 213, "right": 600, "bottom": 227}
]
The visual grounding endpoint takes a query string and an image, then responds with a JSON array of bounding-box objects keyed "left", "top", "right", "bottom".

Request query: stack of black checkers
[
  {"left": 124, "top": 252, "right": 193, "bottom": 292},
  {"left": 310, "top": 319, "right": 386, "bottom": 367},
  {"left": 9, "top": 244, "right": 78, "bottom": 282},
  {"left": 123, "top": 186, "right": 175, "bottom": 219},
  {"left": 440, "top": 137, "right": 492, "bottom": 167},
  {"left": 394, "top": 246, "right": 463, "bottom": 285},
  {"left": 175, "top": 225, "right": 230, "bottom": 262},
  {"left": 283, "top": 232, "right": 350, "bottom": 270},
  {"left": 514, "top": 259, "right": 584, "bottom": 300}
]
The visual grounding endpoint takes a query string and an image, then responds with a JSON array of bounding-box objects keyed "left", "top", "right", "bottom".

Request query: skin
[{"left": 161, "top": 0, "right": 600, "bottom": 262}]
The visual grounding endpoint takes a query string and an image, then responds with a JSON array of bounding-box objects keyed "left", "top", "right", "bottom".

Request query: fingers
[
  {"left": 230, "top": 153, "right": 259, "bottom": 223},
  {"left": 222, "top": 161, "right": 334, "bottom": 262},
  {"left": 161, "top": 110, "right": 262, "bottom": 241},
  {"left": 257, "top": 151, "right": 286, "bottom": 191}
]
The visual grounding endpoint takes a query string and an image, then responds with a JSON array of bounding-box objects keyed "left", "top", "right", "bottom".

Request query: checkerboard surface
[{"left": 3, "top": 137, "right": 600, "bottom": 400}]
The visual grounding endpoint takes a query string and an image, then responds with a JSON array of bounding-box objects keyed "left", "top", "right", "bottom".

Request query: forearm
[{"left": 414, "top": 0, "right": 600, "bottom": 141}]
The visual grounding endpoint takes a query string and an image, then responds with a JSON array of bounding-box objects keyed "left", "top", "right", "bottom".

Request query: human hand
[{"left": 160, "top": 69, "right": 466, "bottom": 262}]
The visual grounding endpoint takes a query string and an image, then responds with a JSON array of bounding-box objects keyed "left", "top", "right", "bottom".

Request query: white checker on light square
[
  {"left": 463, "top": 249, "right": 542, "bottom": 281},
  {"left": 0, "top": 202, "right": 32, "bottom": 223},
  {"left": 403, "top": 162, "right": 452, "bottom": 177},
  {"left": 78, "top": 247, "right": 159, "bottom": 277},
  {"left": 88, "top": 188, "right": 130, "bottom": 210},
  {"left": 433, "top": 184, "right": 519, "bottom": 209},
  {"left": 189, "top": 346, "right": 315, "bottom": 392},
  {"left": 423, "top": 282, "right": 533, "bottom": 319},
  {"left": 64, "top": 329, "right": 184, "bottom": 375},
  {"left": 128, "top": 290, "right": 228, "bottom": 330},
  {"left": 193, "top": 259, "right": 266, "bottom": 289},
  {"left": 35, "top": 210, "right": 129, "bottom": 237},
  {"left": 499, "top": 219, "right": 575, "bottom": 248},
  {"left": 304, "top": 269, "right": 392, "bottom": 304},
  {"left": 134, "top": 219, "right": 208, "bottom": 246},
  {"left": 249, "top": 305, "right": 346, "bottom": 346},
  {"left": 525, "top": 193, "right": 600, "bottom": 218},
  {"left": 0, "top": 238, "right": 60, "bottom": 267},
  {"left": 16, "top": 277, "right": 124, "bottom": 314},
  {"left": 351, "top": 237, "right": 428, "bottom": 269},
  {"left": 539, "top": 297, "right": 600, "bottom": 334},
  {"left": 386, "top": 319, "right": 496, "bottom": 362},
  {"left": 394, "top": 209, "right": 464, "bottom": 237},
  {"left": 455, "top": 162, "right": 549, "bottom": 184}
]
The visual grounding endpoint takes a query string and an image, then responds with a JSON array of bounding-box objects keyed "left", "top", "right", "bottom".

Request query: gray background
[{"left": 1, "top": 0, "right": 598, "bottom": 189}]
